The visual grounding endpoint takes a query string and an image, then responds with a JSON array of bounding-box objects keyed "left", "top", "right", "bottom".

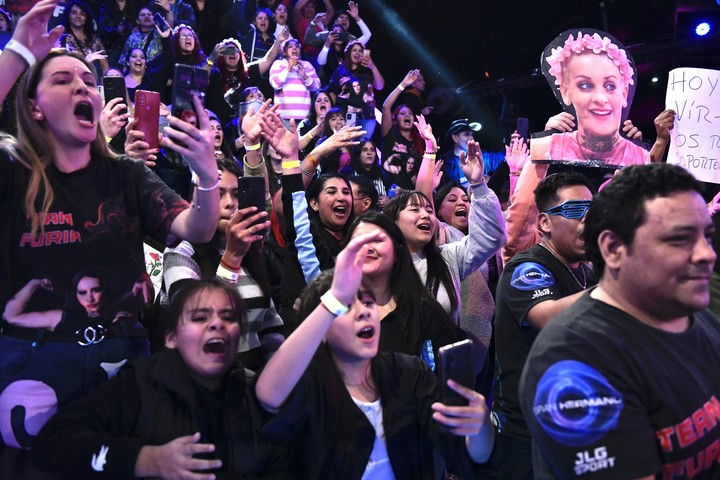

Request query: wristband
[
  {"left": 282, "top": 160, "right": 300, "bottom": 169},
  {"left": 245, "top": 142, "right": 261, "bottom": 151},
  {"left": 206, "top": 59, "right": 214, "bottom": 66},
  {"left": 320, "top": 291, "right": 350, "bottom": 317},
  {"left": 220, "top": 258, "right": 240, "bottom": 272},
  {"left": 216, "top": 264, "right": 239, "bottom": 284},
  {"left": 306, "top": 154, "right": 319, "bottom": 167},
  {"left": 5, "top": 39, "right": 37, "bottom": 68},
  {"left": 423, "top": 153, "right": 436, "bottom": 161},
  {"left": 243, "top": 154, "right": 265, "bottom": 171},
  {"left": 193, "top": 171, "right": 221, "bottom": 191},
  {"left": 307, "top": 132, "right": 315, "bottom": 140},
  {"left": 396, "top": 84, "right": 405, "bottom": 92}
]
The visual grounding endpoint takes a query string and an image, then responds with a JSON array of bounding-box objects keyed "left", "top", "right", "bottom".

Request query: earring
[{"left": 34, "top": 112, "right": 44, "bottom": 121}]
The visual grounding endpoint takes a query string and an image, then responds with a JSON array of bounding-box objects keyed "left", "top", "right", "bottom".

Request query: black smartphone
[
  {"left": 437, "top": 339, "right": 475, "bottom": 407},
  {"left": 218, "top": 45, "right": 237, "bottom": 56},
  {"left": 153, "top": 12, "right": 167, "bottom": 31},
  {"left": 102, "top": 76, "right": 127, "bottom": 107},
  {"left": 237, "top": 176, "right": 267, "bottom": 232},
  {"left": 171, "top": 64, "right": 209, "bottom": 127}
]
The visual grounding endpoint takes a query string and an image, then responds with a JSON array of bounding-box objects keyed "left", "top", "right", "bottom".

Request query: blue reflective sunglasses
[{"left": 543, "top": 200, "right": 592, "bottom": 219}]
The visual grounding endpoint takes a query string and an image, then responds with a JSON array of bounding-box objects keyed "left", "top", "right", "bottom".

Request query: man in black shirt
[
  {"left": 491, "top": 171, "right": 596, "bottom": 479},
  {"left": 521, "top": 163, "right": 720, "bottom": 478}
]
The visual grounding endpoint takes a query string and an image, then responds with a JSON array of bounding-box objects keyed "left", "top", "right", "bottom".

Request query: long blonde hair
[{"left": 0, "top": 50, "right": 117, "bottom": 238}]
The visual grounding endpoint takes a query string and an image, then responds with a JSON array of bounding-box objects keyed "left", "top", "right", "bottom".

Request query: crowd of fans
[{"left": 1, "top": 0, "right": 720, "bottom": 479}]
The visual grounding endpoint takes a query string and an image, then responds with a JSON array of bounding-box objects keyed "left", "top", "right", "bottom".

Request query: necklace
[{"left": 539, "top": 242, "right": 588, "bottom": 289}]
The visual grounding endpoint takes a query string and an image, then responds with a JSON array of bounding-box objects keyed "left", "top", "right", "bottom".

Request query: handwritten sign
[{"left": 665, "top": 68, "right": 720, "bottom": 184}]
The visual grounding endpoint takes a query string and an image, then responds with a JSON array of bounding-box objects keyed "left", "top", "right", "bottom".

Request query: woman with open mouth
[
  {"left": 0, "top": 0, "right": 220, "bottom": 448},
  {"left": 33, "top": 278, "right": 291, "bottom": 478},
  {"left": 255, "top": 230, "right": 495, "bottom": 478}
]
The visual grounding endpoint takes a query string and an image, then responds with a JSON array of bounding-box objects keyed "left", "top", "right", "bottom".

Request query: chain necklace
[{"left": 539, "top": 241, "right": 588, "bottom": 289}]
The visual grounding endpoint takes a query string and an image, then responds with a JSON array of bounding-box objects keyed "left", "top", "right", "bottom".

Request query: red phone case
[{"left": 134, "top": 90, "right": 160, "bottom": 150}]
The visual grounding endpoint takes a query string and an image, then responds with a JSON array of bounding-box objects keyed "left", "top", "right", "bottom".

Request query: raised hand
[
  {"left": 504, "top": 132, "right": 528, "bottom": 175},
  {"left": 124, "top": 117, "right": 158, "bottom": 168},
  {"left": 258, "top": 110, "right": 299, "bottom": 159},
  {"left": 621, "top": 119, "right": 642, "bottom": 140},
  {"left": 400, "top": 69, "right": 420, "bottom": 89},
  {"left": 241, "top": 99, "right": 275, "bottom": 144},
  {"left": 413, "top": 114, "right": 436, "bottom": 151},
  {"left": 459, "top": 140, "right": 485, "bottom": 184},
  {"left": 330, "top": 228, "right": 386, "bottom": 305},
  {"left": 10, "top": 0, "right": 66, "bottom": 63},
  {"left": 222, "top": 207, "right": 270, "bottom": 268},
  {"left": 544, "top": 111, "right": 575, "bottom": 132},
  {"left": 654, "top": 109, "right": 676, "bottom": 142},
  {"left": 100, "top": 97, "right": 129, "bottom": 139}
]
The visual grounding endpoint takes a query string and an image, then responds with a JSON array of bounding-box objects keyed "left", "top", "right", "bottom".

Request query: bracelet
[
  {"left": 306, "top": 154, "right": 318, "bottom": 167},
  {"left": 299, "top": 166, "right": 315, "bottom": 177},
  {"left": 193, "top": 171, "right": 221, "bottom": 191},
  {"left": 206, "top": 59, "right": 214, "bottom": 66},
  {"left": 216, "top": 264, "right": 240, "bottom": 284},
  {"left": 396, "top": 84, "right": 405, "bottom": 91},
  {"left": 243, "top": 154, "right": 265, "bottom": 171},
  {"left": 423, "top": 153, "right": 436, "bottom": 161},
  {"left": 245, "top": 142, "right": 261, "bottom": 151},
  {"left": 510, "top": 171, "right": 521, "bottom": 177},
  {"left": 220, "top": 257, "right": 240, "bottom": 272},
  {"left": 307, "top": 132, "right": 315, "bottom": 140},
  {"left": 5, "top": 39, "right": 37, "bottom": 68},
  {"left": 282, "top": 160, "right": 300, "bottom": 169},
  {"left": 425, "top": 150, "right": 438, "bottom": 155},
  {"left": 320, "top": 290, "right": 350, "bottom": 317}
]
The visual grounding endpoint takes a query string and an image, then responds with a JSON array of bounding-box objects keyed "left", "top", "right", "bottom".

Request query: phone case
[
  {"left": 102, "top": 76, "right": 127, "bottom": 105},
  {"left": 237, "top": 176, "right": 266, "bottom": 229},
  {"left": 134, "top": 90, "right": 160, "bottom": 150},
  {"left": 437, "top": 339, "right": 475, "bottom": 406},
  {"left": 171, "top": 64, "right": 209, "bottom": 126}
]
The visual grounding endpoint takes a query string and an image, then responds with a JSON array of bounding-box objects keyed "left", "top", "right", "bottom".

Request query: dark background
[{"left": 346, "top": 0, "right": 720, "bottom": 153}]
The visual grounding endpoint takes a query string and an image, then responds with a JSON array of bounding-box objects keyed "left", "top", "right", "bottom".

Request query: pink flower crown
[{"left": 546, "top": 32, "right": 634, "bottom": 87}]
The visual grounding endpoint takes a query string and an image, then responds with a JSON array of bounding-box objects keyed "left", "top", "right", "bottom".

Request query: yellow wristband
[
  {"left": 423, "top": 153, "right": 436, "bottom": 161},
  {"left": 245, "top": 143, "right": 261, "bottom": 151},
  {"left": 282, "top": 160, "right": 301, "bottom": 169}
]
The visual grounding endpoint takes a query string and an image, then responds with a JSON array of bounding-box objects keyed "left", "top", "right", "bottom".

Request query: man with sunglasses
[
  {"left": 520, "top": 163, "right": 720, "bottom": 478},
  {"left": 491, "top": 171, "right": 597, "bottom": 479}
]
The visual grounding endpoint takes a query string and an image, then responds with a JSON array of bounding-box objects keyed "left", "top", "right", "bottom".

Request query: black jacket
[{"left": 32, "top": 348, "right": 291, "bottom": 479}]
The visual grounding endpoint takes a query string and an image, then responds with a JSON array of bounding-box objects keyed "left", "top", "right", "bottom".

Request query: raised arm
[
  {"left": 253, "top": 27, "right": 289, "bottom": 76},
  {"left": 255, "top": 229, "right": 384, "bottom": 412},
  {"left": 381, "top": 69, "right": 419, "bottom": 137},
  {"left": 361, "top": 50, "right": 384, "bottom": 91},
  {"left": 165, "top": 96, "right": 220, "bottom": 243},
  {"left": 348, "top": 1, "right": 372, "bottom": 45},
  {"left": 413, "top": 114, "right": 439, "bottom": 202},
  {"left": 0, "top": 0, "right": 65, "bottom": 105}
]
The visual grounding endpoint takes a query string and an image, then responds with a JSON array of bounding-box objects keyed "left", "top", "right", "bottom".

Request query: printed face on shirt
[
  {"left": 76, "top": 276, "right": 103, "bottom": 316},
  {"left": 610, "top": 190, "right": 716, "bottom": 325},
  {"left": 31, "top": 55, "right": 103, "bottom": 148},
  {"left": 539, "top": 185, "right": 593, "bottom": 265},
  {"left": 352, "top": 222, "right": 395, "bottom": 281},
  {"left": 324, "top": 288, "right": 380, "bottom": 363},
  {"left": 217, "top": 170, "right": 239, "bottom": 235},
  {"left": 165, "top": 288, "right": 241, "bottom": 390},
  {"left": 559, "top": 53, "right": 628, "bottom": 140},
  {"left": 309, "top": 177, "right": 352, "bottom": 231},
  {"left": 438, "top": 187, "right": 470, "bottom": 234},
  {"left": 396, "top": 195, "right": 436, "bottom": 254}
]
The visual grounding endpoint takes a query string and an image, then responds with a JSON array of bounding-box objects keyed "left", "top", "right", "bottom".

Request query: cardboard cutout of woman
[{"left": 530, "top": 29, "right": 650, "bottom": 166}]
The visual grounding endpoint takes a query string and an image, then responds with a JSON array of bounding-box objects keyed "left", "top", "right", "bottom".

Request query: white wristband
[
  {"left": 5, "top": 39, "right": 37, "bottom": 68},
  {"left": 320, "top": 291, "right": 350, "bottom": 317},
  {"left": 396, "top": 84, "right": 405, "bottom": 92}
]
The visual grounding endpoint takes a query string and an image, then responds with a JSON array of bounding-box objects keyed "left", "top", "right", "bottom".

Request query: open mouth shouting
[
  {"left": 74, "top": 101, "right": 96, "bottom": 127},
  {"left": 204, "top": 337, "right": 229, "bottom": 356},
  {"left": 356, "top": 324, "right": 375, "bottom": 341}
]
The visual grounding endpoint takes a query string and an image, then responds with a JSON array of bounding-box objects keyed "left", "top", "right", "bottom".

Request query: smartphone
[
  {"left": 219, "top": 45, "right": 237, "bottom": 56},
  {"left": 437, "top": 339, "right": 475, "bottom": 407},
  {"left": 171, "top": 64, "right": 209, "bottom": 127},
  {"left": 345, "top": 112, "right": 356, "bottom": 127},
  {"left": 237, "top": 176, "right": 267, "bottom": 233},
  {"left": 102, "top": 76, "right": 127, "bottom": 107},
  {"left": 153, "top": 12, "right": 167, "bottom": 32},
  {"left": 134, "top": 90, "right": 160, "bottom": 150}
]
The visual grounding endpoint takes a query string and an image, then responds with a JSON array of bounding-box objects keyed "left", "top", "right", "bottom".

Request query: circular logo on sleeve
[
  {"left": 532, "top": 360, "right": 623, "bottom": 446},
  {"left": 510, "top": 262, "right": 555, "bottom": 291}
]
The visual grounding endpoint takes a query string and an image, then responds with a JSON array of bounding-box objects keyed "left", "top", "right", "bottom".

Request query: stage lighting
[{"left": 695, "top": 21, "right": 711, "bottom": 36}]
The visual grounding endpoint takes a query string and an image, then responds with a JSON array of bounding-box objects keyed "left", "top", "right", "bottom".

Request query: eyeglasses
[
  {"left": 179, "top": 34, "right": 193, "bottom": 39},
  {"left": 543, "top": 200, "right": 591, "bottom": 219}
]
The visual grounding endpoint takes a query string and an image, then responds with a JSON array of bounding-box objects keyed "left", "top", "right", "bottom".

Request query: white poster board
[{"left": 665, "top": 67, "right": 720, "bottom": 184}]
